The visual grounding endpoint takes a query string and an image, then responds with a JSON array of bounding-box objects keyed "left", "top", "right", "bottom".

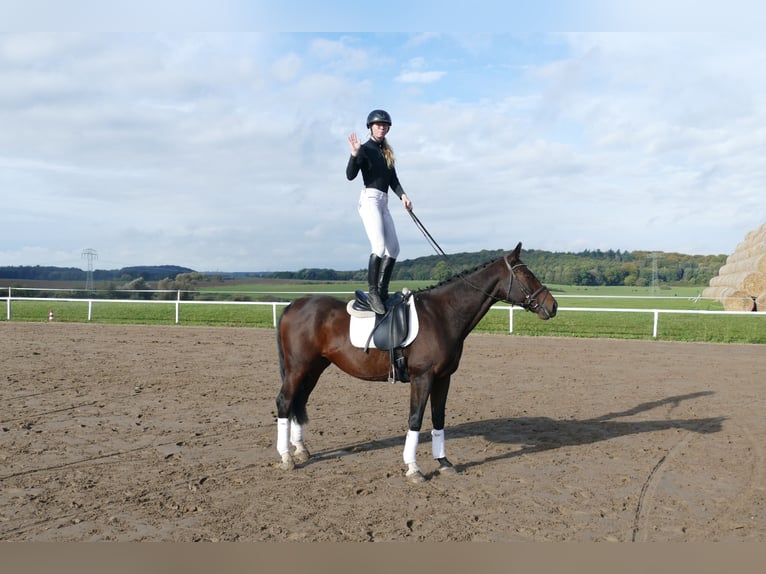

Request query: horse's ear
[{"left": 513, "top": 242, "right": 522, "bottom": 258}]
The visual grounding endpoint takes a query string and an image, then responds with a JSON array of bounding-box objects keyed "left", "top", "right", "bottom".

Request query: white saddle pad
[{"left": 347, "top": 297, "right": 419, "bottom": 349}]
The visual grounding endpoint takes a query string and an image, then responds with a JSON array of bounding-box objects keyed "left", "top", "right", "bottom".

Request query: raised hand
[{"left": 348, "top": 132, "right": 361, "bottom": 156}]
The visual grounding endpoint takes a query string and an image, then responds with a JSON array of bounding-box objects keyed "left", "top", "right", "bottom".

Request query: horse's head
[{"left": 504, "top": 242, "right": 557, "bottom": 319}]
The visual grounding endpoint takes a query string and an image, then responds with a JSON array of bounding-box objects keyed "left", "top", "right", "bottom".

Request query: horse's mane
[{"left": 413, "top": 255, "right": 513, "bottom": 296}]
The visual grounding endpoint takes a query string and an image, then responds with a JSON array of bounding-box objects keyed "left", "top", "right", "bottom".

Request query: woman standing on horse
[{"left": 346, "top": 109, "right": 413, "bottom": 314}]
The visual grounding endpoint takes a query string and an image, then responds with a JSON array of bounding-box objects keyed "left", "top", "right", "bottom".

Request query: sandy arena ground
[{"left": 1, "top": 322, "right": 764, "bottom": 542}]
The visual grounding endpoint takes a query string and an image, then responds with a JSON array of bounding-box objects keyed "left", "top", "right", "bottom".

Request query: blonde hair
[{"left": 380, "top": 138, "right": 395, "bottom": 169}]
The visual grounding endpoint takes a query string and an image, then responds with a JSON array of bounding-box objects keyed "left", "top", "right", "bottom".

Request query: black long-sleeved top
[{"left": 346, "top": 138, "right": 405, "bottom": 199}]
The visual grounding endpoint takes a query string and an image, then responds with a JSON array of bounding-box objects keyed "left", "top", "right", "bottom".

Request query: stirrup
[{"left": 391, "top": 354, "right": 409, "bottom": 383}]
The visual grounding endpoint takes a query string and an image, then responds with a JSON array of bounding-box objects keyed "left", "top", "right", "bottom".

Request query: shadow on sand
[{"left": 308, "top": 391, "right": 725, "bottom": 470}]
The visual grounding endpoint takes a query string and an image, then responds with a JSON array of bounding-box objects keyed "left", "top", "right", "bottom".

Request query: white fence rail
[
  {"left": 500, "top": 305, "right": 763, "bottom": 337},
  {"left": 3, "top": 292, "right": 285, "bottom": 328},
  {"left": 2, "top": 287, "right": 764, "bottom": 338}
]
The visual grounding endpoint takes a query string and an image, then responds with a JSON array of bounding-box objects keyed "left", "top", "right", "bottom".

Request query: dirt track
[{"left": 1, "top": 322, "right": 764, "bottom": 541}]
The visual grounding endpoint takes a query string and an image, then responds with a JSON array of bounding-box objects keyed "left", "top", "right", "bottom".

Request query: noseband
[{"left": 504, "top": 256, "right": 554, "bottom": 319}]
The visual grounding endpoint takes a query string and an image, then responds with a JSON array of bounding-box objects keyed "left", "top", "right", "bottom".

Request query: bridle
[{"left": 504, "top": 256, "right": 554, "bottom": 319}]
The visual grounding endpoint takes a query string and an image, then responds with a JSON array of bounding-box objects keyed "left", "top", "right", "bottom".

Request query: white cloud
[
  {"left": 272, "top": 52, "right": 302, "bottom": 83},
  {"left": 1, "top": 32, "right": 765, "bottom": 272},
  {"left": 395, "top": 56, "right": 446, "bottom": 85},
  {"left": 396, "top": 70, "right": 446, "bottom": 84},
  {"left": 309, "top": 37, "right": 370, "bottom": 73}
]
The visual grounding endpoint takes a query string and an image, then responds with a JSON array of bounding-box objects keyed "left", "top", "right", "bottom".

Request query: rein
[
  {"left": 408, "top": 210, "right": 449, "bottom": 259},
  {"left": 408, "top": 210, "right": 553, "bottom": 315}
]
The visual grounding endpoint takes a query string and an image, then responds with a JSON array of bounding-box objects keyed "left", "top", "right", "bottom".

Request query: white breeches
[{"left": 358, "top": 188, "right": 400, "bottom": 258}]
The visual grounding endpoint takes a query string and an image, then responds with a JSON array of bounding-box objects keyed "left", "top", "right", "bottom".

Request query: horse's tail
[
  {"left": 275, "top": 302, "right": 309, "bottom": 425},
  {"left": 276, "top": 303, "right": 289, "bottom": 383}
]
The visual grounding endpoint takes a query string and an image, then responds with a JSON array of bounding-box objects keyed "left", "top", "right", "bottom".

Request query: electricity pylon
[{"left": 81, "top": 248, "right": 98, "bottom": 293}]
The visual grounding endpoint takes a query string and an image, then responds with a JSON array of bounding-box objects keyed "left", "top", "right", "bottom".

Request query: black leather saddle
[{"left": 352, "top": 290, "right": 411, "bottom": 382}]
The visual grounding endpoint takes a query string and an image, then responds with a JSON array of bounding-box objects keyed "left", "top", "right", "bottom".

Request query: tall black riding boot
[
  {"left": 366, "top": 254, "right": 386, "bottom": 314},
  {"left": 378, "top": 256, "right": 396, "bottom": 303}
]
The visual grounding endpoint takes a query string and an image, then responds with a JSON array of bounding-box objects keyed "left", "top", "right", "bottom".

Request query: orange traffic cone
[{"left": 48, "top": 309, "right": 54, "bottom": 321}]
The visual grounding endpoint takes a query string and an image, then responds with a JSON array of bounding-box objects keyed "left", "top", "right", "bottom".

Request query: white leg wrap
[
  {"left": 290, "top": 421, "right": 304, "bottom": 446},
  {"left": 277, "top": 417, "right": 290, "bottom": 455},
  {"left": 403, "top": 430, "right": 420, "bottom": 465},
  {"left": 431, "top": 428, "right": 446, "bottom": 459}
]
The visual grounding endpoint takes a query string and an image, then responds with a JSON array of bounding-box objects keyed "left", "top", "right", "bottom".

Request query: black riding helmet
[{"left": 366, "top": 109, "right": 392, "bottom": 128}]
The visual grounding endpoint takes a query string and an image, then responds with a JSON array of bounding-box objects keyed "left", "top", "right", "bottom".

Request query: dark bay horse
[{"left": 275, "top": 242, "right": 557, "bottom": 482}]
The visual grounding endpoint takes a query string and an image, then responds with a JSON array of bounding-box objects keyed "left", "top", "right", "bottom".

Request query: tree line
[
  {"left": 270, "top": 248, "right": 726, "bottom": 287},
  {"left": 0, "top": 265, "right": 194, "bottom": 283},
  {"left": 2, "top": 248, "right": 727, "bottom": 289}
]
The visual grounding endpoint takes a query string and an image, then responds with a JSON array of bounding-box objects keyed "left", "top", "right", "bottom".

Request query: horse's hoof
[
  {"left": 278, "top": 454, "right": 295, "bottom": 471},
  {"left": 293, "top": 448, "right": 310, "bottom": 464},
  {"left": 406, "top": 470, "right": 426, "bottom": 484},
  {"left": 436, "top": 457, "right": 457, "bottom": 475},
  {"left": 405, "top": 463, "right": 426, "bottom": 484}
]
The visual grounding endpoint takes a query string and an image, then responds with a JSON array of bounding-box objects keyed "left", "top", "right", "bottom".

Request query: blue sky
[{"left": 2, "top": 4, "right": 766, "bottom": 271}]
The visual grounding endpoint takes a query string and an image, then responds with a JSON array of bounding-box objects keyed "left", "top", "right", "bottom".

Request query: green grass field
[{"left": 3, "top": 283, "right": 764, "bottom": 343}]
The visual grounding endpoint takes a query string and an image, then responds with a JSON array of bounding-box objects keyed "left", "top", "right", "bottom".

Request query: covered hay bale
[
  {"left": 701, "top": 286, "right": 753, "bottom": 310},
  {"left": 710, "top": 271, "right": 757, "bottom": 289},
  {"left": 743, "top": 272, "right": 766, "bottom": 294},
  {"left": 756, "top": 292, "right": 766, "bottom": 312},
  {"left": 742, "top": 223, "right": 766, "bottom": 244},
  {"left": 700, "top": 286, "right": 755, "bottom": 311},
  {"left": 702, "top": 285, "right": 737, "bottom": 299},
  {"left": 709, "top": 271, "right": 766, "bottom": 294},
  {"left": 721, "top": 288, "right": 756, "bottom": 312},
  {"left": 726, "top": 243, "right": 766, "bottom": 264},
  {"left": 718, "top": 253, "right": 766, "bottom": 275},
  {"left": 710, "top": 271, "right": 766, "bottom": 297},
  {"left": 729, "top": 226, "right": 766, "bottom": 262},
  {"left": 706, "top": 222, "right": 766, "bottom": 310},
  {"left": 701, "top": 285, "right": 721, "bottom": 300},
  {"left": 744, "top": 223, "right": 766, "bottom": 243}
]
